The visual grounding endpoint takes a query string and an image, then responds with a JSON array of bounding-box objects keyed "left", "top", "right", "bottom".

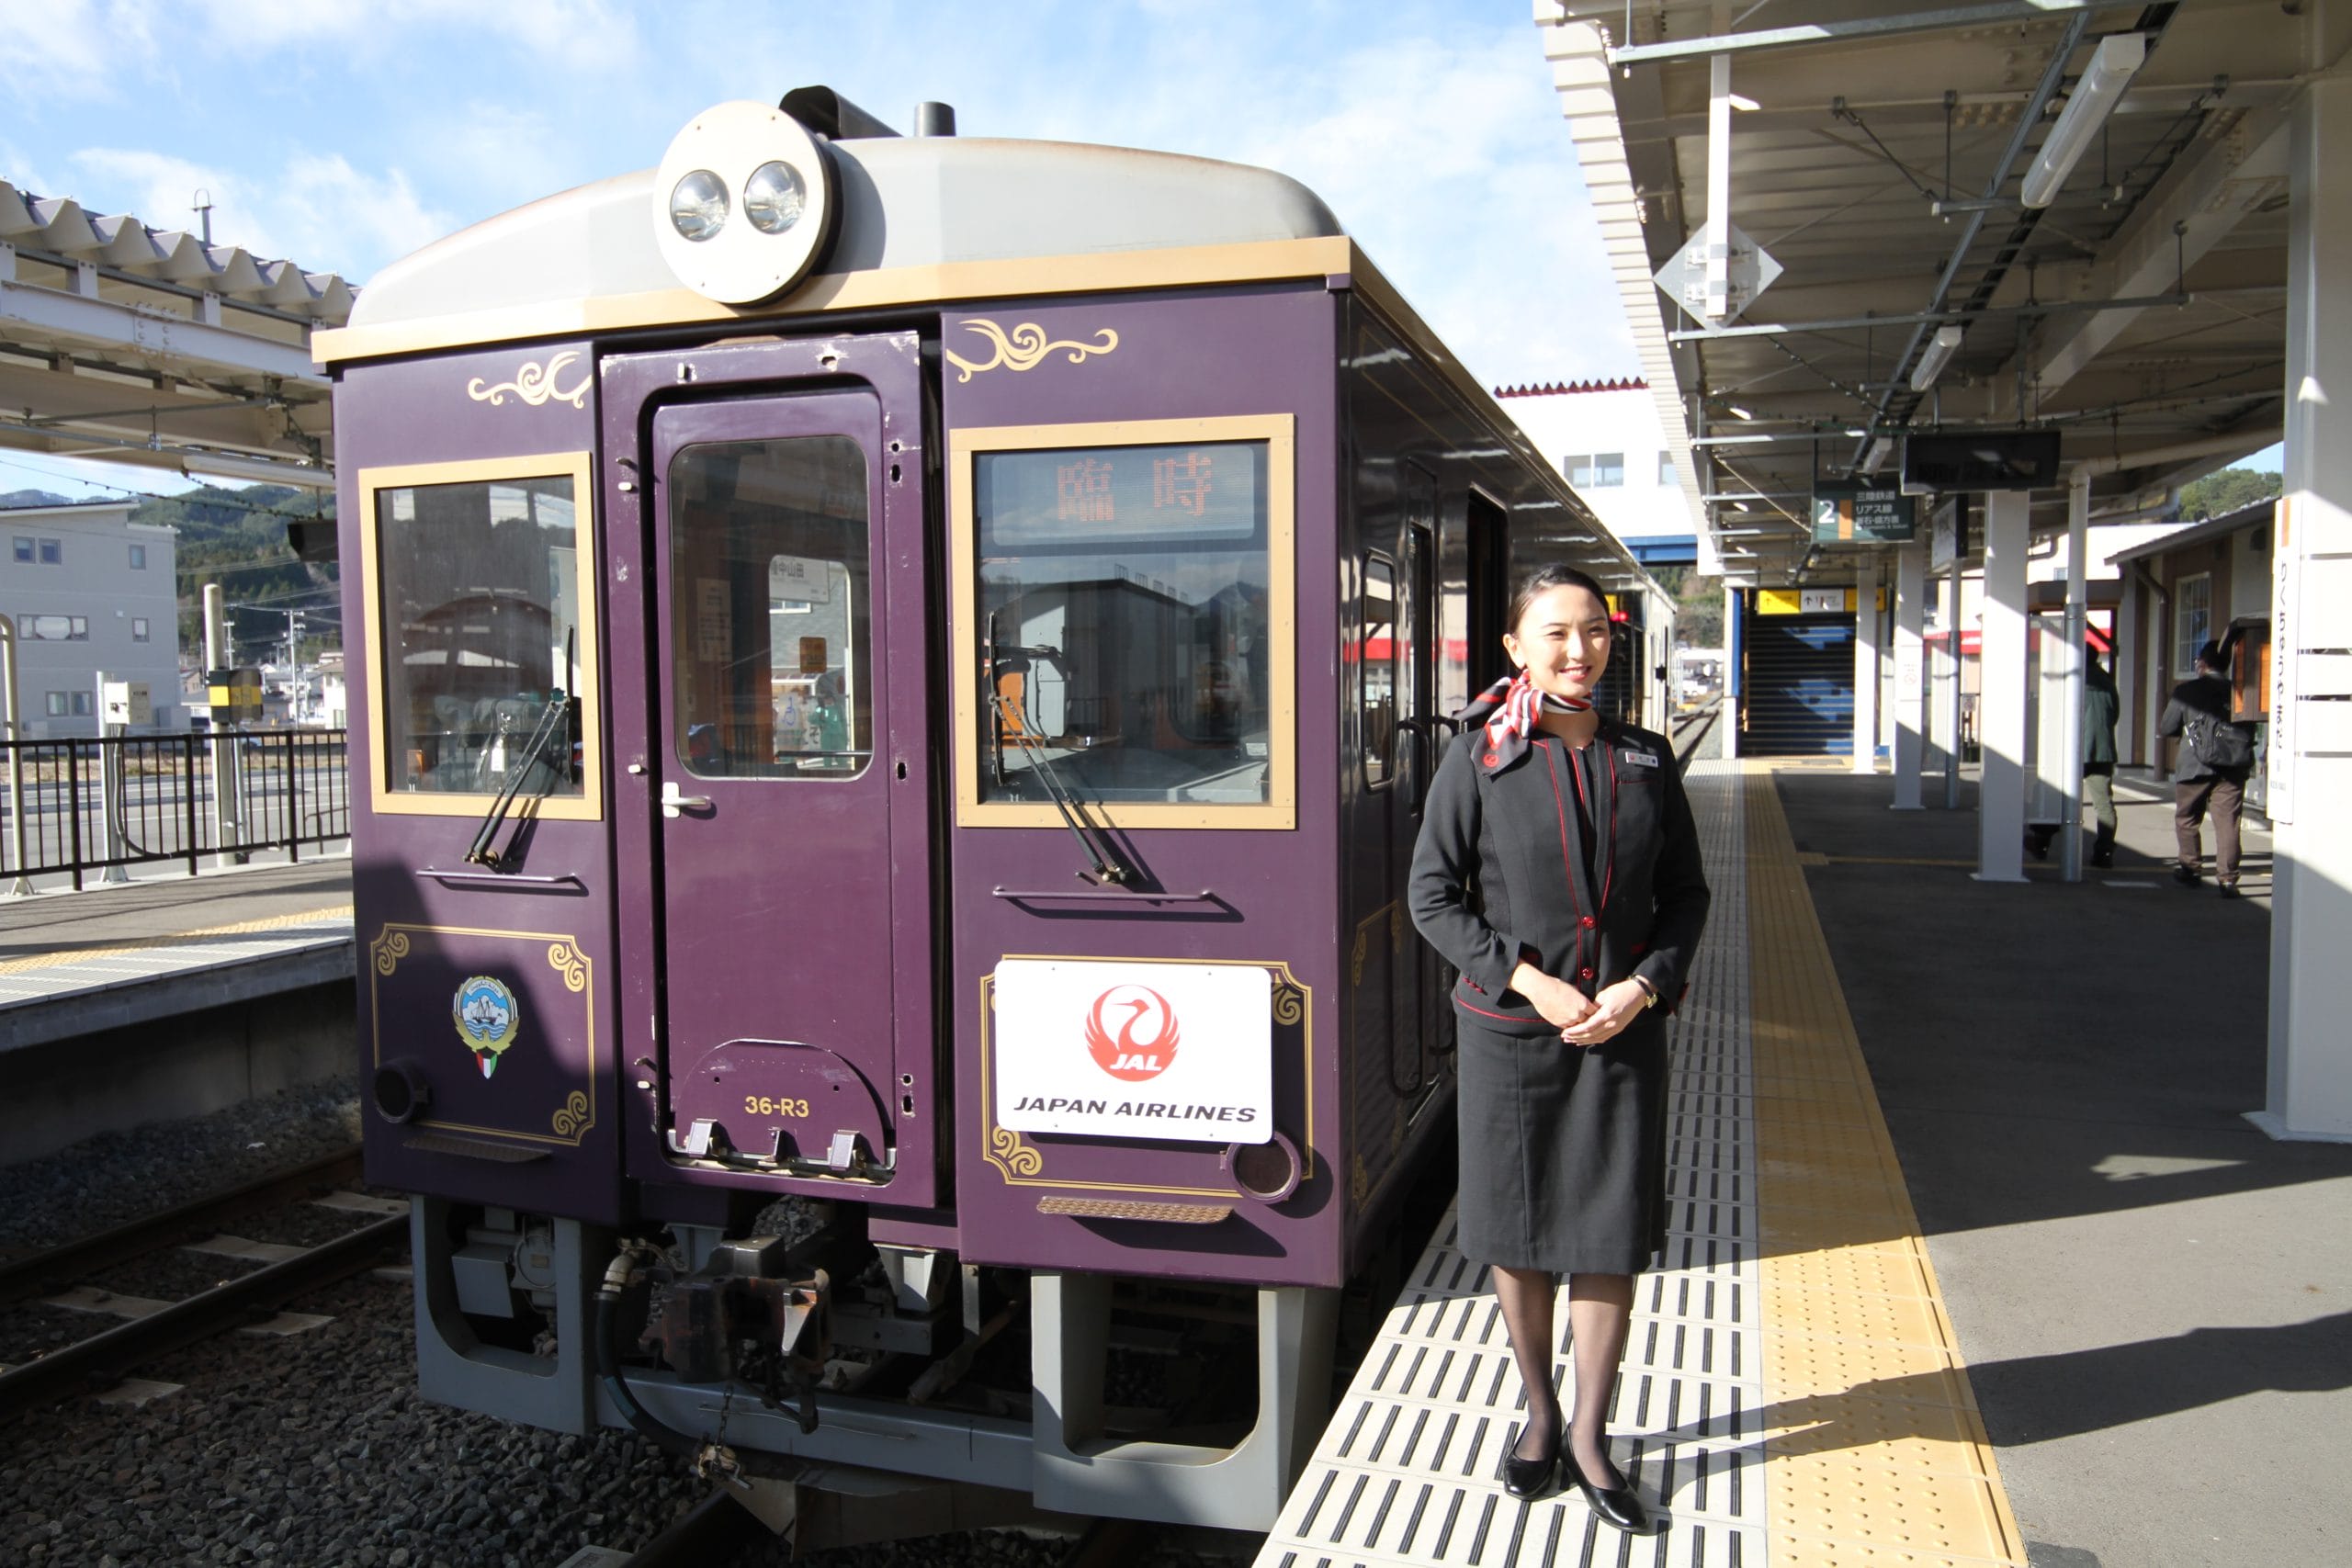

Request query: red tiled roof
[{"left": 1492, "top": 378, "right": 1648, "bottom": 399}]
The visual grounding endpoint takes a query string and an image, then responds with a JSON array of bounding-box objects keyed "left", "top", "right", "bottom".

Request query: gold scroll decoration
[
  {"left": 989, "top": 1124, "right": 1044, "bottom": 1178},
  {"left": 548, "top": 940, "right": 588, "bottom": 992},
  {"left": 371, "top": 927, "right": 412, "bottom": 976},
  {"left": 466, "top": 351, "right": 592, "bottom": 411},
  {"left": 944, "top": 320, "right": 1118, "bottom": 383}
]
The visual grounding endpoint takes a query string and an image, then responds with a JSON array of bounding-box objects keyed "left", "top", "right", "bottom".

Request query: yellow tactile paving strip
[
  {"left": 0, "top": 904, "right": 354, "bottom": 978},
  {"left": 1746, "top": 763, "right": 2028, "bottom": 1567}
]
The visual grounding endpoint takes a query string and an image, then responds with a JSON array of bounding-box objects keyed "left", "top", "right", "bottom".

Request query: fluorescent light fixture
[
  {"left": 1726, "top": 404, "right": 1757, "bottom": 421},
  {"left": 1861, "top": 435, "right": 1895, "bottom": 475},
  {"left": 1843, "top": 426, "right": 1869, "bottom": 437},
  {"left": 1690, "top": 433, "right": 1776, "bottom": 445},
  {"left": 2021, "top": 33, "right": 2146, "bottom": 209},
  {"left": 1909, "top": 325, "right": 1964, "bottom": 393},
  {"left": 1721, "top": 527, "right": 1778, "bottom": 536},
  {"left": 1727, "top": 93, "right": 1759, "bottom": 112}
]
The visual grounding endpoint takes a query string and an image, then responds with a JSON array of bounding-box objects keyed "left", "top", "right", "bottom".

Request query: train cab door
[{"left": 632, "top": 364, "right": 931, "bottom": 1196}]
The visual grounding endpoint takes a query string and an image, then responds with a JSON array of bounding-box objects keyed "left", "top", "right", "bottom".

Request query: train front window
[
  {"left": 374, "top": 474, "right": 585, "bottom": 797},
  {"left": 667, "top": 435, "right": 872, "bottom": 780},
  {"left": 975, "top": 440, "right": 1271, "bottom": 807}
]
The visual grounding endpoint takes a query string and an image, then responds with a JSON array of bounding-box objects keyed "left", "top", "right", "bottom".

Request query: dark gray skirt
[{"left": 1453, "top": 1008, "right": 1670, "bottom": 1274}]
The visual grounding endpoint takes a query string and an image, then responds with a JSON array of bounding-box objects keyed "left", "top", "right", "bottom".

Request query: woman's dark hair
[{"left": 1508, "top": 563, "right": 1611, "bottom": 634}]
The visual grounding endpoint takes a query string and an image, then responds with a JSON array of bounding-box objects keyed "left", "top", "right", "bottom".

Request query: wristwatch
[{"left": 1632, "top": 974, "right": 1660, "bottom": 1010}]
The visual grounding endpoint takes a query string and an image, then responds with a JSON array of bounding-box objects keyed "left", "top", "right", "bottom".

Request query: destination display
[{"left": 1813, "top": 481, "right": 1917, "bottom": 543}]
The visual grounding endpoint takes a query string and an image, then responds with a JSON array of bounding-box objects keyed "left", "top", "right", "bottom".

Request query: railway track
[
  {"left": 0, "top": 1143, "right": 406, "bottom": 1420},
  {"left": 1671, "top": 698, "right": 1721, "bottom": 766}
]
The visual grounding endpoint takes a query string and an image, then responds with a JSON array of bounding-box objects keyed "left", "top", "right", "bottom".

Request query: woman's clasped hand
[{"left": 1510, "top": 962, "right": 1649, "bottom": 1044}]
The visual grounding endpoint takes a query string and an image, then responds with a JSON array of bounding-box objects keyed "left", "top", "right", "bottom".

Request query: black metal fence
[{"left": 0, "top": 730, "right": 350, "bottom": 889}]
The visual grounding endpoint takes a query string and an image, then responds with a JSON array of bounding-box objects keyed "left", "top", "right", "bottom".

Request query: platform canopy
[
  {"left": 1538, "top": 0, "right": 2303, "bottom": 584},
  {"left": 0, "top": 179, "right": 351, "bottom": 491}
]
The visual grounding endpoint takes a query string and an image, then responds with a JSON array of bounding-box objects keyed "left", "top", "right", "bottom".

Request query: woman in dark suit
[{"left": 1408, "top": 564, "right": 1710, "bottom": 1530}]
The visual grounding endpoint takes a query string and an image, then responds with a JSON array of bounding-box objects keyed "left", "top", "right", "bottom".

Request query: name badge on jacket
[{"left": 1623, "top": 749, "right": 1660, "bottom": 769}]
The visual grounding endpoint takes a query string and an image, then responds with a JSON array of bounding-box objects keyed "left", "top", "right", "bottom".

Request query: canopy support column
[
  {"left": 1852, "top": 558, "right": 1881, "bottom": 774},
  {"left": 2260, "top": 52, "right": 2352, "bottom": 1140},
  {"left": 1892, "top": 540, "right": 1927, "bottom": 808},
  {"left": 1976, "top": 491, "right": 2030, "bottom": 882}
]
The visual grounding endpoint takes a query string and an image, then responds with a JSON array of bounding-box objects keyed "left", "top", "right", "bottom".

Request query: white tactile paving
[{"left": 1259, "top": 762, "right": 1762, "bottom": 1568}]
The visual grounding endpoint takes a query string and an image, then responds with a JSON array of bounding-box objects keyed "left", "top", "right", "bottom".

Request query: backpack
[{"left": 2187, "top": 710, "right": 2254, "bottom": 771}]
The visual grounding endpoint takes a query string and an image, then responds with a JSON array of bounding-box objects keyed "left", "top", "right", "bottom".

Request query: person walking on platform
[
  {"left": 1408, "top": 564, "right": 1711, "bottom": 1533},
  {"left": 2157, "top": 639, "right": 2256, "bottom": 897},
  {"left": 2025, "top": 646, "right": 2121, "bottom": 867},
  {"left": 2084, "top": 647, "right": 2121, "bottom": 867}
]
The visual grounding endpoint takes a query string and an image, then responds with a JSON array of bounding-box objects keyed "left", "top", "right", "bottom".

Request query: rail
[{"left": 0, "top": 728, "right": 350, "bottom": 891}]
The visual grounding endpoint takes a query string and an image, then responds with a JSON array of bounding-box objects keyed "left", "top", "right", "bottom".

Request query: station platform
[
  {"left": 1260, "top": 759, "right": 2352, "bottom": 1568},
  {"left": 0, "top": 858, "right": 355, "bottom": 1162}
]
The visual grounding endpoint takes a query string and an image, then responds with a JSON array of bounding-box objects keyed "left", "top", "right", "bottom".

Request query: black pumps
[
  {"left": 1500, "top": 1421, "right": 1560, "bottom": 1499},
  {"left": 1564, "top": 1448, "right": 1653, "bottom": 1533}
]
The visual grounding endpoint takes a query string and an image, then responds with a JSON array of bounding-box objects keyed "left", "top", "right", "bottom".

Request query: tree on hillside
[{"left": 2178, "top": 468, "right": 2280, "bottom": 522}]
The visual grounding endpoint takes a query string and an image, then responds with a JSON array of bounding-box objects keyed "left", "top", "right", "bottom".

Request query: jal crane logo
[{"left": 1083, "top": 983, "right": 1180, "bottom": 1082}]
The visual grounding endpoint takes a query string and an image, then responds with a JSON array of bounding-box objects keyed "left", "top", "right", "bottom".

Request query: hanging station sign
[{"left": 1812, "top": 481, "right": 1917, "bottom": 544}]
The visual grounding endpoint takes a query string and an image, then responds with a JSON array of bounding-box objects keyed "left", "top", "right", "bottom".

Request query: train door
[
  {"left": 638, "top": 379, "right": 922, "bottom": 1184},
  {"left": 1396, "top": 465, "right": 1445, "bottom": 1090}
]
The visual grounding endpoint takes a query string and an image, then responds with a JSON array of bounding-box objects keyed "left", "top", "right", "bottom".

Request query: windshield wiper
[
  {"left": 987, "top": 615, "right": 1131, "bottom": 886},
  {"left": 465, "top": 628, "right": 577, "bottom": 868}
]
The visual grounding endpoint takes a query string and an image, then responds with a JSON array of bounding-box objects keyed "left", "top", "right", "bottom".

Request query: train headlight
[
  {"left": 668, "top": 170, "right": 729, "bottom": 242},
  {"left": 743, "top": 161, "right": 807, "bottom": 234},
  {"left": 653, "top": 101, "right": 839, "bottom": 306}
]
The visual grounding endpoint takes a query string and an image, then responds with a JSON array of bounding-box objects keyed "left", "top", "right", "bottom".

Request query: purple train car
[{"left": 319, "top": 91, "right": 1661, "bottom": 1530}]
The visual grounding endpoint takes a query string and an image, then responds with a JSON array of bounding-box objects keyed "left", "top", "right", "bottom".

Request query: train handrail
[
  {"left": 990, "top": 885, "right": 1218, "bottom": 905},
  {"left": 414, "top": 867, "right": 586, "bottom": 890}
]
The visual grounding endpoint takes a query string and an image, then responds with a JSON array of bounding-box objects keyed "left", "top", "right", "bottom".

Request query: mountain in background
[
  {"left": 1, "top": 488, "right": 77, "bottom": 509},
  {"left": 146, "top": 484, "right": 340, "bottom": 660}
]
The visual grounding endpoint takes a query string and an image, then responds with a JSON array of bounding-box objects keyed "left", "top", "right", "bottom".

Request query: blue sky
[
  {"left": 3, "top": 0, "right": 1631, "bottom": 500},
  {"left": 0, "top": 0, "right": 2285, "bottom": 501}
]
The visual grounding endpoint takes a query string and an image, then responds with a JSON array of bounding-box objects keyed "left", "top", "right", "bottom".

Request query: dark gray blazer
[{"left": 1408, "top": 720, "right": 1711, "bottom": 1037}]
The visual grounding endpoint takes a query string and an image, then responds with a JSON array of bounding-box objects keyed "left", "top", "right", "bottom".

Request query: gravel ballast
[{"left": 1, "top": 1079, "right": 1264, "bottom": 1566}]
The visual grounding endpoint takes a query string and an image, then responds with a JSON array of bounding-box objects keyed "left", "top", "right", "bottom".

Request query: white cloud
[
  {"left": 184, "top": 0, "right": 643, "bottom": 73},
  {"left": 70, "top": 145, "right": 453, "bottom": 277},
  {"left": 0, "top": 0, "right": 163, "bottom": 96}
]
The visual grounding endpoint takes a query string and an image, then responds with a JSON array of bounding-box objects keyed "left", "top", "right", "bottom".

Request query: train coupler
[{"left": 641, "top": 1236, "right": 832, "bottom": 1433}]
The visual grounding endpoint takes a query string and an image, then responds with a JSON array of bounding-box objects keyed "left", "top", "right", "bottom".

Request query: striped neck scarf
[{"left": 1461, "top": 670, "right": 1591, "bottom": 773}]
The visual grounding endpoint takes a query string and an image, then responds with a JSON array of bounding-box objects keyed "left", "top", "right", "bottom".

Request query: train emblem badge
[
  {"left": 452, "top": 976, "right": 522, "bottom": 1079},
  {"left": 1083, "top": 984, "right": 1180, "bottom": 1082}
]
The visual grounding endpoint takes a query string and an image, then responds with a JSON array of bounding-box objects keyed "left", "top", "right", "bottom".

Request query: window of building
[
  {"left": 11, "top": 537, "right": 29, "bottom": 562},
  {"left": 45, "top": 692, "right": 67, "bottom": 716},
  {"left": 129, "top": 543, "right": 148, "bottom": 570},
  {"left": 1657, "top": 453, "right": 1677, "bottom": 486},
  {"left": 21, "top": 615, "right": 89, "bottom": 641},
  {"left": 2174, "top": 572, "right": 2212, "bottom": 675},
  {"left": 1589, "top": 453, "right": 1624, "bottom": 487},
  {"left": 132, "top": 617, "right": 151, "bottom": 642},
  {"left": 38, "top": 538, "right": 61, "bottom": 565},
  {"left": 72, "top": 691, "right": 92, "bottom": 716}
]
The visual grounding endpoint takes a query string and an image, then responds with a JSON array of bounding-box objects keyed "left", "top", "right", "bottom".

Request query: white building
[
  {"left": 2, "top": 500, "right": 182, "bottom": 738},
  {"left": 1493, "top": 378, "right": 1698, "bottom": 561}
]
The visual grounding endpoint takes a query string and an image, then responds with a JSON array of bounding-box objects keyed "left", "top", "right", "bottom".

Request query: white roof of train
[{"left": 345, "top": 134, "right": 1345, "bottom": 336}]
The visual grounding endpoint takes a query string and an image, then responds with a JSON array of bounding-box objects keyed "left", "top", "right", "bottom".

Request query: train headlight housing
[
  {"left": 653, "top": 101, "right": 838, "bottom": 306},
  {"left": 667, "top": 170, "right": 729, "bottom": 242},
  {"left": 743, "top": 161, "right": 807, "bottom": 234}
]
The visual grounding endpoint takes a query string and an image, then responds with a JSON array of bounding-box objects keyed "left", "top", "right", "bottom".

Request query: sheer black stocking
[
  {"left": 1491, "top": 1265, "right": 1562, "bottom": 1461},
  {"left": 1566, "top": 1272, "right": 1634, "bottom": 1486}
]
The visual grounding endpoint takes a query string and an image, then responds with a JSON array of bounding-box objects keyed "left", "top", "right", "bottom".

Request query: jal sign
[
  {"left": 1813, "top": 482, "right": 1917, "bottom": 544},
  {"left": 992, "top": 959, "right": 1271, "bottom": 1144}
]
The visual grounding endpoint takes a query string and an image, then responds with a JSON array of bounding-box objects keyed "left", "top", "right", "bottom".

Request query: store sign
[
  {"left": 1812, "top": 482, "right": 1917, "bottom": 544},
  {"left": 993, "top": 959, "right": 1271, "bottom": 1144}
]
